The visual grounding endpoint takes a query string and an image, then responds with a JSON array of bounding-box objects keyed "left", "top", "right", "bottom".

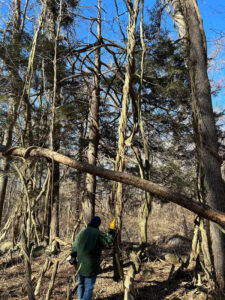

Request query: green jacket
[{"left": 71, "top": 224, "right": 115, "bottom": 277}]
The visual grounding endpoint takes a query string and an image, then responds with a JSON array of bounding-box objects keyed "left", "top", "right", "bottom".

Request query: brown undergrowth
[
  {"left": 0, "top": 202, "right": 217, "bottom": 299},
  {"left": 0, "top": 239, "right": 210, "bottom": 300}
]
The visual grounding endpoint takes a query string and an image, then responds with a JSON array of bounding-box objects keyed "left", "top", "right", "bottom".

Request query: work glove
[{"left": 109, "top": 218, "right": 116, "bottom": 230}]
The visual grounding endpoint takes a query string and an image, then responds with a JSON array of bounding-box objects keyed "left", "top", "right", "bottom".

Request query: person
[{"left": 70, "top": 216, "right": 116, "bottom": 300}]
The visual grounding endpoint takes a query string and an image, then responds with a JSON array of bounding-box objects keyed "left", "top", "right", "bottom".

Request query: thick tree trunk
[
  {"left": 186, "top": 0, "right": 225, "bottom": 288},
  {"left": 168, "top": 0, "right": 225, "bottom": 288},
  {"left": 83, "top": 0, "right": 101, "bottom": 223}
]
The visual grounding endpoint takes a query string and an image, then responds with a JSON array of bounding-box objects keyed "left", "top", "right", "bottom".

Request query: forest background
[{"left": 0, "top": 0, "right": 225, "bottom": 299}]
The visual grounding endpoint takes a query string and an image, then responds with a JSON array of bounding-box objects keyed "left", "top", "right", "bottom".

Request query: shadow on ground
[{"left": 96, "top": 270, "right": 197, "bottom": 300}]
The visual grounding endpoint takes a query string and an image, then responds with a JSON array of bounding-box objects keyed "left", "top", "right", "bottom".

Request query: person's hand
[
  {"left": 69, "top": 256, "right": 77, "bottom": 269},
  {"left": 69, "top": 257, "right": 74, "bottom": 264},
  {"left": 109, "top": 218, "right": 116, "bottom": 230}
]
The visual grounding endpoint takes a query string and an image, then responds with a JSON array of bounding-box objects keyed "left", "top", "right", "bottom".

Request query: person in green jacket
[{"left": 70, "top": 216, "right": 115, "bottom": 300}]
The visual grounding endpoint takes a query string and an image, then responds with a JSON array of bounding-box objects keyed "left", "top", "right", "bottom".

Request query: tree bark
[
  {"left": 21, "top": 226, "right": 35, "bottom": 300},
  {"left": 136, "top": 0, "right": 151, "bottom": 248},
  {"left": 46, "top": 0, "right": 62, "bottom": 253},
  {"left": 168, "top": 0, "right": 225, "bottom": 288},
  {"left": 186, "top": 0, "right": 225, "bottom": 288},
  {"left": 83, "top": 0, "right": 101, "bottom": 223},
  {"left": 109, "top": 0, "right": 140, "bottom": 280},
  {"left": 0, "top": 0, "right": 22, "bottom": 226},
  {"left": 112, "top": 0, "right": 140, "bottom": 239},
  {"left": 3, "top": 146, "right": 225, "bottom": 228}
]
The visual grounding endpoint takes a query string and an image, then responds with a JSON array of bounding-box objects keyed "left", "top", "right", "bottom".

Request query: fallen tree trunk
[{"left": 2, "top": 146, "right": 225, "bottom": 227}]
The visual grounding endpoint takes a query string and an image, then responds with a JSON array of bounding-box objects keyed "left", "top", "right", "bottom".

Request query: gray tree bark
[
  {"left": 83, "top": 0, "right": 102, "bottom": 223},
  {"left": 186, "top": 0, "right": 225, "bottom": 288},
  {"left": 0, "top": 0, "right": 22, "bottom": 226},
  {"left": 168, "top": 0, "right": 225, "bottom": 288},
  {"left": 46, "top": 0, "right": 61, "bottom": 253}
]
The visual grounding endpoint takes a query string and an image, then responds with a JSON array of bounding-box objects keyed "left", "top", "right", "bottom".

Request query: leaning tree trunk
[
  {"left": 168, "top": 0, "right": 225, "bottom": 288},
  {"left": 83, "top": 0, "right": 101, "bottom": 223},
  {"left": 2, "top": 146, "right": 225, "bottom": 228}
]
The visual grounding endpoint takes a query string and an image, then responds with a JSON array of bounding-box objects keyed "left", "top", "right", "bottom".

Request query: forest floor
[
  {"left": 0, "top": 238, "right": 212, "bottom": 300},
  {"left": 0, "top": 202, "right": 215, "bottom": 299}
]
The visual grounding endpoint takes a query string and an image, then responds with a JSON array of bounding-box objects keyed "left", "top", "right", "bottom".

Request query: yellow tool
[{"left": 109, "top": 218, "right": 116, "bottom": 230}]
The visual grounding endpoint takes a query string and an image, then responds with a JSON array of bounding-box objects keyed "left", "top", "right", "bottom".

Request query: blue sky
[
  {"left": 0, "top": 0, "right": 224, "bottom": 111},
  {"left": 198, "top": 0, "right": 225, "bottom": 112},
  {"left": 77, "top": 0, "right": 225, "bottom": 111}
]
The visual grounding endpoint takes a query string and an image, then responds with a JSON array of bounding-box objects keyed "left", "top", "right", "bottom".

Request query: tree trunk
[
  {"left": 0, "top": 0, "right": 33, "bottom": 226},
  {"left": 46, "top": 0, "right": 62, "bottom": 253},
  {"left": 187, "top": 0, "right": 225, "bottom": 288},
  {"left": 0, "top": 0, "right": 23, "bottom": 226},
  {"left": 168, "top": 0, "right": 225, "bottom": 288},
  {"left": 83, "top": 0, "right": 101, "bottom": 223},
  {"left": 132, "top": 146, "right": 151, "bottom": 247},
  {"left": 21, "top": 226, "right": 35, "bottom": 300},
  {"left": 0, "top": 147, "right": 11, "bottom": 226},
  {"left": 112, "top": 0, "right": 140, "bottom": 239},
  {"left": 221, "top": 162, "right": 225, "bottom": 183},
  {"left": 136, "top": 1, "right": 151, "bottom": 248},
  {"left": 109, "top": 0, "right": 141, "bottom": 281},
  {"left": 77, "top": 120, "right": 86, "bottom": 198}
]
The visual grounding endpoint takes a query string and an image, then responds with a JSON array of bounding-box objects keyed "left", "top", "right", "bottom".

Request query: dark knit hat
[{"left": 90, "top": 216, "right": 101, "bottom": 227}]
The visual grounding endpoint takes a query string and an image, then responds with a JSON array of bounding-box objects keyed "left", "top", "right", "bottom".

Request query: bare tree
[
  {"left": 83, "top": 0, "right": 102, "bottom": 223},
  {"left": 46, "top": 0, "right": 63, "bottom": 253},
  {"left": 108, "top": 0, "right": 141, "bottom": 280},
  {"left": 0, "top": 0, "right": 22, "bottom": 226}
]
